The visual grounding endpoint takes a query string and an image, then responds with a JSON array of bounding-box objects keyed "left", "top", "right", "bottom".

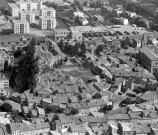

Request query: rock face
[{"left": 15, "top": 37, "right": 84, "bottom": 92}]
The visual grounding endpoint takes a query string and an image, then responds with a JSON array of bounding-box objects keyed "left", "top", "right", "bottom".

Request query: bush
[
  {"left": 0, "top": 103, "right": 12, "bottom": 112},
  {"left": 70, "top": 108, "right": 79, "bottom": 115}
]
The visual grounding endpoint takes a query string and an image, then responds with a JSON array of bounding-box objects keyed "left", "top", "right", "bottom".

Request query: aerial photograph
[{"left": 1, "top": 0, "right": 158, "bottom": 134}]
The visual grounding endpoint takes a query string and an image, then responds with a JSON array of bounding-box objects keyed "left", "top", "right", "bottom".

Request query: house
[
  {"left": 26, "top": 96, "right": 42, "bottom": 109},
  {"left": 0, "top": 75, "right": 9, "bottom": 98},
  {"left": 128, "top": 104, "right": 143, "bottom": 113},
  {"left": 125, "top": 11, "right": 136, "bottom": 18},
  {"left": 79, "top": 17, "right": 89, "bottom": 26},
  {"left": 0, "top": 123, "right": 10, "bottom": 135},
  {"left": 107, "top": 114, "right": 131, "bottom": 123},
  {"left": 93, "top": 81, "right": 111, "bottom": 92},
  {"left": 118, "top": 17, "right": 128, "bottom": 25},
  {"left": 130, "top": 123, "right": 150, "bottom": 135},
  {"left": 141, "top": 91, "right": 158, "bottom": 104},
  {"left": 109, "top": 95, "right": 123, "bottom": 109},
  {"left": 118, "top": 122, "right": 135, "bottom": 135},
  {"left": 5, "top": 100, "right": 21, "bottom": 112},
  {"left": 94, "top": 14, "right": 104, "bottom": 23},
  {"left": 48, "top": 130, "right": 61, "bottom": 135},
  {"left": 79, "top": 116, "right": 107, "bottom": 127},
  {"left": 150, "top": 123, "right": 158, "bottom": 135},
  {"left": 91, "top": 124, "right": 109, "bottom": 135},
  {"left": 129, "top": 112, "right": 142, "bottom": 123},
  {"left": 53, "top": 115, "right": 74, "bottom": 130},
  {"left": 37, "top": 107, "right": 45, "bottom": 118},
  {"left": 9, "top": 122, "right": 50, "bottom": 135},
  {"left": 67, "top": 125, "right": 87, "bottom": 134},
  {"left": 21, "top": 106, "right": 29, "bottom": 118},
  {"left": 73, "top": 11, "right": 84, "bottom": 18},
  {"left": 11, "top": 93, "right": 21, "bottom": 103},
  {"left": 41, "top": 98, "right": 52, "bottom": 109},
  {"left": 109, "top": 123, "right": 119, "bottom": 135}
]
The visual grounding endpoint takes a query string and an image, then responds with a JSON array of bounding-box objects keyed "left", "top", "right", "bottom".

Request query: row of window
[{"left": 56, "top": 32, "right": 69, "bottom": 35}]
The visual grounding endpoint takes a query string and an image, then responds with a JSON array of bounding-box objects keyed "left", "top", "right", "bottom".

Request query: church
[{"left": 138, "top": 33, "right": 158, "bottom": 80}]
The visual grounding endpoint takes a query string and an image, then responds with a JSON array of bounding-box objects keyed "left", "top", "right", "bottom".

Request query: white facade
[
  {"left": 12, "top": 20, "right": 29, "bottom": 34},
  {"left": 39, "top": 16, "right": 56, "bottom": 29},
  {"left": 0, "top": 77, "right": 9, "bottom": 97},
  {"left": 73, "top": 11, "right": 84, "bottom": 18},
  {"left": 19, "top": 11, "right": 35, "bottom": 23},
  {"left": 119, "top": 18, "right": 128, "bottom": 25},
  {"left": 8, "top": 3, "right": 19, "bottom": 17},
  {"left": 40, "top": 8, "right": 56, "bottom": 17},
  {"left": 79, "top": 17, "right": 88, "bottom": 25},
  {"left": 16, "top": 0, "right": 43, "bottom": 11}
]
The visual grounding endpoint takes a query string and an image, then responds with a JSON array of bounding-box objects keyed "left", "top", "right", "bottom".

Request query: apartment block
[
  {"left": 16, "top": 0, "right": 43, "bottom": 11},
  {"left": 39, "top": 16, "right": 56, "bottom": 29},
  {"left": 19, "top": 10, "right": 35, "bottom": 23},
  {"left": 12, "top": 20, "right": 29, "bottom": 34},
  {"left": 8, "top": 3, "right": 19, "bottom": 17},
  {"left": 40, "top": 7, "right": 56, "bottom": 17}
]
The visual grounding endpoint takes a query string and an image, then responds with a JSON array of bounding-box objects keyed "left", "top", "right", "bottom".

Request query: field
[
  {"left": 0, "top": 34, "right": 34, "bottom": 42},
  {"left": 58, "top": 58, "right": 96, "bottom": 84}
]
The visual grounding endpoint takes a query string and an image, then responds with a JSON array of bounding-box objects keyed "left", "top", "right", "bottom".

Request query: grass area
[
  {"left": 62, "top": 68, "right": 95, "bottom": 84},
  {"left": 0, "top": 34, "right": 35, "bottom": 42},
  {"left": 58, "top": 58, "right": 95, "bottom": 84}
]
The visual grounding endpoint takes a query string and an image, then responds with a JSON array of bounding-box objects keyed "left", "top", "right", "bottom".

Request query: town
[{"left": 0, "top": 0, "right": 158, "bottom": 135}]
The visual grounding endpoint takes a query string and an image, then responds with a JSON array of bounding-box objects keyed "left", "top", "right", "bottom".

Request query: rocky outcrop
[{"left": 15, "top": 37, "right": 84, "bottom": 92}]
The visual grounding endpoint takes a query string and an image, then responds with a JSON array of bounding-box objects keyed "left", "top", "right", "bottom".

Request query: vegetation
[{"left": 0, "top": 103, "right": 12, "bottom": 112}]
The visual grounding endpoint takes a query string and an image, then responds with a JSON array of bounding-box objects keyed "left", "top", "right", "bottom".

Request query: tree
[
  {"left": 70, "top": 108, "right": 79, "bottom": 115},
  {"left": 80, "top": 40, "right": 86, "bottom": 56},
  {"left": 0, "top": 103, "right": 12, "bottom": 112},
  {"left": 73, "top": 43, "right": 80, "bottom": 56},
  {"left": 46, "top": 105, "right": 57, "bottom": 113},
  {"left": 92, "top": 93, "right": 102, "bottom": 99}
]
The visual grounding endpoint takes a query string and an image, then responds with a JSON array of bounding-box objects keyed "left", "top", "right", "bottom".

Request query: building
[
  {"left": 94, "top": 14, "right": 104, "bottom": 23},
  {"left": 125, "top": 11, "right": 136, "bottom": 18},
  {"left": 8, "top": 3, "right": 19, "bottom": 17},
  {"left": 16, "top": 0, "right": 43, "bottom": 11},
  {"left": 73, "top": 11, "right": 84, "bottom": 18},
  {"left": 118, "top": 17, "right": 128, "bottom": 25},
  {"left": 0, "top": 74, "right": 9, "bottom": 97},
  {"left": 40, "top": 7, "right": 56, "bottom": 18},
  {"left": 79, "top": 17, "right": 89, "bottom": 26},
  {"left": 12, "top": 20, "right": 29, "bottom": 34},
  {"left": 19, "top": 10, "right": 35, "bottom": 23},
  {"left": 53, "top": 28, "right": 70, "bottom": 39},
  {"left": 39, "top": 16, "right": 56, "bottom": 29},
  {"left": 39, "top": 7, "right": 56, "bottom": 30},
  {"left": 139, "top": 33, "right": 158, "bottom": 79},
  {"left": 9, "top": 122, "right": 50, "bottom": 135}
]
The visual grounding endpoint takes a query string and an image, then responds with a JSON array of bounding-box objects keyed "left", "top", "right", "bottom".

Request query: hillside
[{"left": 15, "top": 37, "right": 84, "bottom": 92}]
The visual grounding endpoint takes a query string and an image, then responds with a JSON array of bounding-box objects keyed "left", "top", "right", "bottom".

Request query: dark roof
[{"left": 56, "top": 19, "right": 69, "bottom": 29}]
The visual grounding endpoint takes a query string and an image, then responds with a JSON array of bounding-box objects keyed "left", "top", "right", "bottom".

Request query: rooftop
[
  {"left": 8, "top": 3, "right": 19, "bottom": 9},
  {"left": 39, "top": 16, "right": 55, "bottom": 19},
  {"left": 12, "top": 20, "right": 29, "bottom": 24}
]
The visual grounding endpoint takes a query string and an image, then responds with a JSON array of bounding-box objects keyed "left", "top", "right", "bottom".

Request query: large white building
[
  {"left": 16, "top": 0, "right": 43, "bottom": 11},
  {"left": 19, "top": 10, "right": 36, "bottom": 23},
  {"left": 40, "top": 7, "right": 56, "bottom": 17},
  {"left": 39, "top": 7, "right": 56, "bottom": 30},
  {"left": 39, "top": 16, "right": 56, "bottom": 29},
  {"left": 12, "top": 20, "right": 29, "bottom": 34},
  {"left": 0, "top": 76, "right": 9, "bottom": 97},
  {"left": 8, "top": 3, "right": 19, "bottom": 17}
]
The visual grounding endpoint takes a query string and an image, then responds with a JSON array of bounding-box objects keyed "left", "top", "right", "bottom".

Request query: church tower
[{"left": 140, "top": 33, "right": 147, "bottom": 48}]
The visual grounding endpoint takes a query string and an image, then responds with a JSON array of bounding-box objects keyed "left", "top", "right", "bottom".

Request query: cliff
[{"left": 15, "top": 37, "right": 85, "bottom": 92}]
